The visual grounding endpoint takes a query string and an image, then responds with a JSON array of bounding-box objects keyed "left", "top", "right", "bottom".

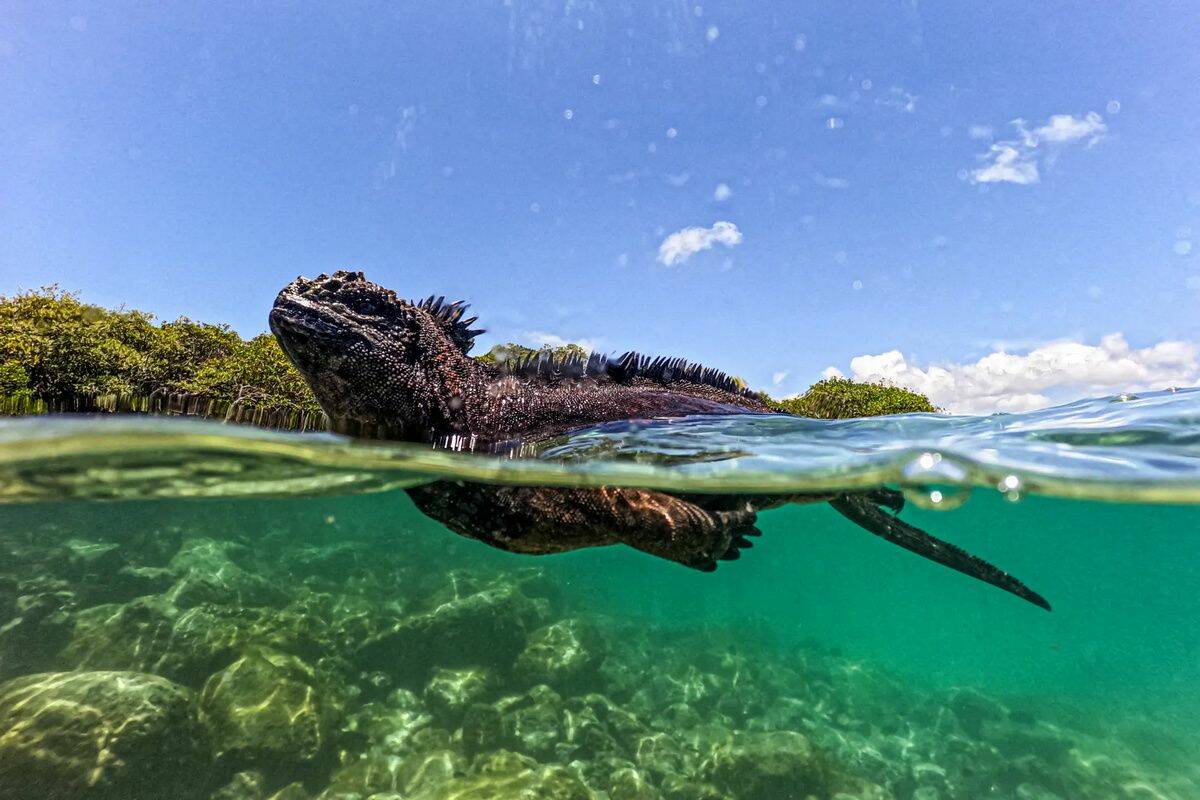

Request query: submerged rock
[
  {"left": 357, "top": 585, "right": 542, "bottom": 685},
  {"left": 424, "top": 667, "right": 494, "bottom": 723},
  {"left": 167, "top": 538, "right": 288, "bottom": 609},
  {"left": 408, "top": 749, "right": 597, "bottom": 800},
  {"left": 703, "top": 731, "right": 837, "bottom": 800},
  {"left": 199, "top": 648, "right": 336, "bottom": 777},
  {"left": 319, "top": 749, "right": 466, "bottom": 798},
  {"left": 0, "top": 670, "right": 212, "bottom": 800},
  {"left": 515, "top": 618, "right": 603, "bottom": 691},
  {"left": 62, "top": 596, "right": 326, "bottom": 687},
  {"left": 0, "top": 590, "right": 75, "bottom": 680}
]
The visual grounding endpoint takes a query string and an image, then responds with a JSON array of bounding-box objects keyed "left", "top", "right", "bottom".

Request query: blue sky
[{"left": 2, "top": 2, "right": 1198, "bottom": 410}]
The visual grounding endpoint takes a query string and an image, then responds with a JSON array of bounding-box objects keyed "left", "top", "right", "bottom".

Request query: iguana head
[{"left": 269, "top": 270, "right": 484, "bottom": 439}]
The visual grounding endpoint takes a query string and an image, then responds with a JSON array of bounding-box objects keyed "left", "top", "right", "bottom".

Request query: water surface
[{"left": 2, "top": 391, "right": 1198, "bottom": 798}]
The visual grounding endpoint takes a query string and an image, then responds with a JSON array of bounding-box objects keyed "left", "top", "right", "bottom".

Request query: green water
[{"left": 2, "top": 405, "right": 1200, "bottom": 798}]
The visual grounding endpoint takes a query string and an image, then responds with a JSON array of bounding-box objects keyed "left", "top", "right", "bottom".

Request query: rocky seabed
[{"left": 0, "top": 514, "right": 1196, "bottom": 800}]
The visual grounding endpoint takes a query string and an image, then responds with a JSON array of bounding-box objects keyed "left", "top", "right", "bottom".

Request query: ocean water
[{"left": 2, "top": 391, "right": 1200, "bottom": 799}]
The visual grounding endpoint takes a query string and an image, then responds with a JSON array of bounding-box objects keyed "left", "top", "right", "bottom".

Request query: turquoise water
[{"left": 2, "top": 391, "right": 1200, "bottom": 798}]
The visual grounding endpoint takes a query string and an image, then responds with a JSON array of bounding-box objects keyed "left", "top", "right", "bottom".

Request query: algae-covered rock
[
  {"left": 167, "top": 538, "right": 288, "bottom": 609},
  {"left": 659, "top": 774, "right": 726, "bottom": 800},
  {"left": 703, "top": 731, "right": 837, "bottom": 800},
  {"left": 63, "top": 596, "right": 326, "bottom": 687},
  {"left": 199, "top": 647, "right": 336, "bottom": 775},
  {"left": 340, "top": 688, "right": 433, "bottom": 756},
  {"left": 515, "top": 618, "right": 603, "bottom": 691},
  {"left": 357, "top": 585, "right": 542, "bottom": 684},
  {"left": 498, "top": 685, "right": 565, "bottom": 760},
  {"left": 266, "top": 783, "right": 311, "bottom": 800},
  {"left": 608, "top": 766, "right": 663, "bottom": 800},
  {"left": 0, "top": 590, "right": 75, "bottom": 680},
  {"left": 946, "top": 687, "right": 1008, "bottom": 738},
  {"left": 405, "top": 749, "right": 596, "bottom": 799},
  {"left": 424, "top": 667, "right": 494, "bottom": 723},
  {"left": 210, "top": 770, "right": 265, "bottom": 800},
  {"left": 461, "top": 701, "right": 506, "bottom": 757},
  {"left": 0, "top": 670, "right": 213, "bottom": 800},
  {"left": 320, "top": 749, "right": 466, "bottom": 798}
]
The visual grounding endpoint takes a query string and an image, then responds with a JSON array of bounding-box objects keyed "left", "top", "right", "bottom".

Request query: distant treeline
[{"left": 0, "top": 287, "right": 934, "bottom": 424}]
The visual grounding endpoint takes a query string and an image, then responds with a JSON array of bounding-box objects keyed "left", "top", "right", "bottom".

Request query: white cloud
[
  {"left": 825, "top": 333, "right": 1200, "bottom": 414},
  {"left": 967, "top": 125, "right": 994, "bottom": 140},
  {"left": 813, "top": 174, "right": 850, "bottom": 189},
  {"left": 524, "top": 331, "right": 601, "bottom": 353},
  {"left": 968, "top": 112, "right": 1106, "bottom": 186},
  {"left": 657, "top": 220, "right": 743, "bottom": 266},
  {"left": 713, "top": 182, "right": 732, "bottom": 202},
  {"left": 1021, "top": 112, "right": 1106, "bottom": 145},
  {"left": 971, "top": 144, "right": 1040, "bottom": 185},
  {"left": 772, "top": 371, "right": 788, "bottom": 386}
]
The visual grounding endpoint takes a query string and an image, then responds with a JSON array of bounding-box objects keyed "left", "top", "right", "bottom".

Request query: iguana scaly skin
[{"left": 270, "top": 270, "right": 1050, "bottom": 610}]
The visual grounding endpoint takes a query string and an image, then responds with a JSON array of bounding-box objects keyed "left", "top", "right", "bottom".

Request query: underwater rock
[
  {"left": 405, "top": 749, "right": 596, "bottom": 800},
  {"left": 497, "top": 684, "right": 565, "bottom": 760},
  {"left": 658, "top": 774, "right": 726, "bottom": 800},
  {"left": 209, "top": 770, "right": 265, "bottom": 800},
  {"left": 319, "top": 748, "right": 467, "bottom": 798},
  {"left": 167, "top": 538, "right": 289, "bottom": 609},
  {"left": 356, "top": 585, "right": 543, "bottom": 685},
  {"left": 514, "top": 618, "right": 603, "bottom": 691},
  {"left": 633, "top": 732, "right": 688, "bottom": 780},
  {"left": 0, "top": 670, "right": 213, "bottom": 800},
  {"left": 342, "top": 688, "right": 432, "bottom": 755},
  {"left": 110, "top": 565, "right": 176, "bottom": 599},
  {"left": 461, "top": 702, "right": 506, "bottom": 758},
  {"left": 702, "top": 730, "right": 838, "bottom": 800},
  {"left": 62, "top": 538, "right": 124, "bottom": 577},
  {"left": 199, "top": 647, "right": 336, "bottom": 777},
  {"left": 946, "top": 686, "right": 1009, "bottom": 738},
  {"left": 607, "top": 766, "right": 663, "bottom": 800},
  {"left": 63, "top": 596, "right": 327, "bottom": 687},
  {"left": 0, "top": 590, "right": 75, "bottom": 680},
  {"left": 424, "top": 667, "right": 494, "bottom": 723},
  {"left": 265, "top": 783, "right": 311, "bottom": 800}
]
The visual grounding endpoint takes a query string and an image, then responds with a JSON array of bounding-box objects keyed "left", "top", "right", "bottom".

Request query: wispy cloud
[
  {"left": 657, "top": 221, "right": 743, "bottom": 266},
  {"left": 813, "top": 174, "right": 850, "bottom": 189},
  {"left": 823, "top": 334, "right": 1198, "bottom": 414},
  {"left": 524, "top": 331, "right": 602, "bottom": 353},
  {"left": 713, "top": 183, "right": 732, "bottom": 202},
  {"left": 971, "top": 144, "right": 1040, "bottom": 185},
  {"left": 967, "top": 112, "right": 1107, "bottom": 186},
  {"left": 967, "top": 124, "right": 994, "bottom": 140},
  {"left": 876, "top": 87, "right": 917, "bottom": 113}
]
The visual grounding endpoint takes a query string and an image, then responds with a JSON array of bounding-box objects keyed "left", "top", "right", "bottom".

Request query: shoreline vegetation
[{"left": 0, "top": 287, "right": 934, "bottom": 429}]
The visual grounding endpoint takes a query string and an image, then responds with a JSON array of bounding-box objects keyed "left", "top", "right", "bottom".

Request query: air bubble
[
  {"left": 903, "top": 484, "right": 972, "bottom": 511},
  {"left": 900, "top": 452, "right": 972, "bottom": 510},
  {"left": 997, "top": 474, "right": 1023, "bottom": 502}
]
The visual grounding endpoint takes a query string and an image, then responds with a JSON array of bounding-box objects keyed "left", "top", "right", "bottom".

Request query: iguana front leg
[{"left": 405, "top": 482, "right": 759, "bottom": 570}]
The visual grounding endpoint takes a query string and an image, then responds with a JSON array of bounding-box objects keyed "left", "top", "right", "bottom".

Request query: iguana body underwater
[{"left": 270, "top": 270, "right": 1050, "bottom": 610}]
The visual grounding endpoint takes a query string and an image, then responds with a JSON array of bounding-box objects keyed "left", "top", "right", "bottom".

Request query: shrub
[{"left": 770, "top": 377, "right": 935, "bottom": 419}]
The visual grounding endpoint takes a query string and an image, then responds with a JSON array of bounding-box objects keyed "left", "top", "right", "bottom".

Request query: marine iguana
[{"left": 270, "top": 270, "right": 1050, "bottom": 610}]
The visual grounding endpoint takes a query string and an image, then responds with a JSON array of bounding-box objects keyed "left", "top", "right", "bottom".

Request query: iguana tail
[{"left": 829, "top": 493, "right": 1051, "bottom": 611}]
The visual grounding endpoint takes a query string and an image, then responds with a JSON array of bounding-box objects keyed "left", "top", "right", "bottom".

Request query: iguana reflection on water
[{"left": 269, "top": 270, "right": 1050, "bottom": 611}]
